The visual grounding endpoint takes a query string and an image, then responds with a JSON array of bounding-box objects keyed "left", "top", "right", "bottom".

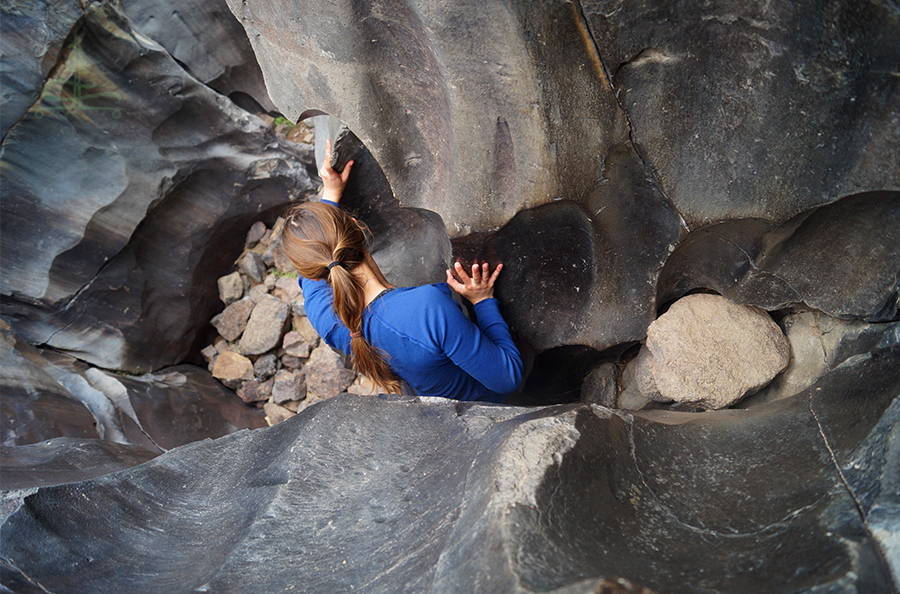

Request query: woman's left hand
[
  {"left": 446, "top": 261, "right": 503, "bottom": 305},
  {"left": 320, "top": 138, "right": 353, "bottom": 204}
]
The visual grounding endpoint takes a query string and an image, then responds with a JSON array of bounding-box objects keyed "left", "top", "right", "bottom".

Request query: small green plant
[
  {"left": 272, "top": 269, "right": 298, "bottom": 279},
  {"left": 273, "top": 116, "right": 293, "bottom": 126}
]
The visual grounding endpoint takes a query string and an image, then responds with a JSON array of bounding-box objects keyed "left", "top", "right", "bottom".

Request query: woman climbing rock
[{"left": 281, "top": 140, "right": 523, "bottom": 402}]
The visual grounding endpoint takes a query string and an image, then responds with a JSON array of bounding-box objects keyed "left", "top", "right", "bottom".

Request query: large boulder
[
  {"left": 638, "top": 294, "right": 791, "bottom": 409},
  {"left": 1, "top": 341, "right": 896, "bottom": 593},
  {"left": 658, "top": 192, "right": 900, "bottom": 322}
]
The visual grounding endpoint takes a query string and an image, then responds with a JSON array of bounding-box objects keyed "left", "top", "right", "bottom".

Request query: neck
[{"left": 353, "top": 256, "right": 392, "bottom": 306}]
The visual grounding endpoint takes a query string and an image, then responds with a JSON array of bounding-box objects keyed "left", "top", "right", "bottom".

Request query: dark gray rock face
[
  {"left": 225, "top": 0, "right": 629, "bottom": 232},
  {"left": 658, "top": 192, "right": 900, "bottom": 321},
  {"left": 330, "top": 129, "right": 453, "bottom": 288},
  {"left": 0, "top": 1, "right": 318, "bottom": 373},
  {"left": 1, "top": 341, "right": 896, "bottom": 593},
  {"left": 122, "top": 0, "right": 276, "bottom": 112},
  {"left": 1, "top": 0, "right": 899, "bottom": 592},
  {"left": 1, "top": 320, "right": 265, "bottom": 452},
  {"left": 583, "top": 0, "right": 900, "bottom": 228},
  {"left": 0, "top": 0, "right": 81, "bottom": 139},
  {"left": 480, "top": 144, "right": 684, "bottom": 352}
]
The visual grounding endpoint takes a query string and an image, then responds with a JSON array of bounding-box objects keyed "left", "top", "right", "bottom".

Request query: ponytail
[{"left": 282, "top": 202, "right": 401, "bottom": 394}]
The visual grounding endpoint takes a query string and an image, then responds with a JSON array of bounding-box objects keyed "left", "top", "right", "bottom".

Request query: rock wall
[{"left": 1, "top": 0, "right": 899, "bottom": 592}]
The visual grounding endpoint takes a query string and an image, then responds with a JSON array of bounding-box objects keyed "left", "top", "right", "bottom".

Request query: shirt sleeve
[
  {"left": 428, "top": 288, "right": 523, "bottom": 395},
  {"left": 298, "top": 276, "right": 352, "bottom": 354}
]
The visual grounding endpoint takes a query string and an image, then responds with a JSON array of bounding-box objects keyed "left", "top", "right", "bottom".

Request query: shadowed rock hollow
[{"left": 1, "top": 0, "right": 898, "bottom": 592}]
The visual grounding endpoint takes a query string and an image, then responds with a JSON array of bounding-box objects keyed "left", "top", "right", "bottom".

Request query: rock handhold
[
  {"left": 239, "top": 295, "right": 290, "bottom": 356},
  {"left": 640, "top": 294, "right": 790, "bottom": 409}
]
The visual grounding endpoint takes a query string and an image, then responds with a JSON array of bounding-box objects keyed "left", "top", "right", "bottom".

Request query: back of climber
[{"left": 281, "top": 140, "right": 523, "bottom": 402}]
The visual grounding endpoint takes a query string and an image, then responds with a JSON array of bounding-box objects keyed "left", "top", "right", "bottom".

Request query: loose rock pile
[{"left": 203, "top": 212, "right": 377, "bottom": 426}]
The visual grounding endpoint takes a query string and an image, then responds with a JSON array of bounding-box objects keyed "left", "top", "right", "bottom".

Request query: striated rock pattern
[
  {"left": 1, "top": 0, "right": 899, "bottom": 592},
  {"left": 0, "top": 0, "right": 318, "bottom": 374},
  {"left": 1, "top": 344, "right": 897, "bottom": 593}
]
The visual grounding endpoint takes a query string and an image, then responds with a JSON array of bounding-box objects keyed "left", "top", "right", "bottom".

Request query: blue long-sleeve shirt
[{"left": 299, "top": 277, "right": 523, "bottom": 402}]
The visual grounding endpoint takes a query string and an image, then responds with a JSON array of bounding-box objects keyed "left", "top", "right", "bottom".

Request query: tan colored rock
[
  {"left": 293, "top": 315, "right": 319, "bottom": 344},
  {"left": 347, "top": 374, "right": 378, "bottom": 396},
  {"left": 212, "top": 351, "right": 254, "bottom": 382},
  {"left": 642, "top": 294, "right": 790, "bottom": 409},
  {"left": 283, "top": 330, "right": 314, "bottom": 358},
  {"left": 272, "top": 369, "right": 306, "bottom": 404},
  {"left": 263, "top": 402, "right": 295, "bottom": 425},
  {"left": 217, "top": 271, "right": 244, "bottom": 305},
  {"left": 274, "top": 275, "right": 302, "bottom": 303}
]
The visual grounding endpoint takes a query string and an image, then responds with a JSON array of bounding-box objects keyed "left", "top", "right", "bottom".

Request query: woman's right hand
[
  {"left": 446, "top": 261, "right": 503, "bottom": 305},
  {"left": 320, "top": 138, "right": 353, "bottom": 204}
]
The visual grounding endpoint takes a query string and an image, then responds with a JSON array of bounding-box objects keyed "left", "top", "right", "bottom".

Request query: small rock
[
  {"left": 200, "top": 345, "right": 218, "bottom": 364},
  {"left": 259, "top": 228, "right": 273, "bottom": 247},
  {"left": 294, "top": 315, "right": 319, "bottom": 344},
  {"left": 217, "top": 271, "right": 244, "bottom": 305},
  {"left": 291, "top": 299, "right": 306, "bottom": 318},
  {"left": 641, "top": 293, "right": 791, "bottom": 409},
  {"left": 263, "top": 402, "right": 295, "bottom": 426},
  {"left": 306, "top": 344, "right": 356, "bottom": 400},
  {"left": 248, "top": 284, "right": 270, "bottom": 304},
  {"left": 253, "top": 353, "right": 278, "bottom": 381},
  {"left": 239, "top": 295, "right": 291, "bottom": 356},
  {"left": 264, "top": 272, "right": 278, "bottom": 291},
  {"left": 281, "top": 354, "right": 303, "bottom": 369},
  {"left": 238, "top": 251, "right": 267, "bottom": 283},
  {"left": 615, "top": 355, "right": 655, "bottom": 411},
  {"left": 272, "top": 370, "right": 306, "bottom": 404},
  {"left": 580, "top": 362, "right": 619, "bottom": 407},
  {"left": 237, "top": 378, "right": 274, "bottom": 403},
  {"left": 210, "top": 299, "right": 255, "bottom": 342},
  {"left": 262, "top": 218, "right": 286, "bottom": 267},
  {"left": 274, "top": 276, "right": 302, "bottom": 303},
  {"left": 214, "top": 335, "right": 232, "bottom": 354},
  {"left": 283, "top": 330, "right": 314, "bottom": 358},
  {"left": 273, "top": 245, "right": 294, "bottom": 274},
  {"left": 347, "top": 374, "right": 378, "bottom": 396},
  {"left": 212, "top": 351, "right": 254, "bottom": 389},
  {"left": 245, "top": 221, "right": 267, "bottom": 248}
]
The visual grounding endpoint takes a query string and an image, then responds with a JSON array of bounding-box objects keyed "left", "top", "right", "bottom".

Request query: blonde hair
[{"left": 281, "top": 202, "right": 401, "bottom": 394}]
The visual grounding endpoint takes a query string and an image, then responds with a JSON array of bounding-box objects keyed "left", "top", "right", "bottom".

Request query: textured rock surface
[
  {"left": 226, "top": 0, "right": 629, "bottom": 233},
  {"left": 641, "top": 294, "right": 790, "bottom": 409},
  {"left": 121, "top": 0, "right": 275, "bottom": 112},
  {"left": 0, "top": 0, "right": 317, "bottom": 373},
  {"left": 2, "top": 344, "right": 896, "bottom": 593},
  {"left": 474, "top": 144, "right": 684, "bottom": 352},
  {"left": 305, "top": 344, "right": 356, "bottom": 400},
  {"left": 583, "top": 0, "right": 900, "bottom": 228},
  {"left": 658, "top": 192, "right": 900, "bottom": 321},
  {"left": 238, "top": 295, "right": 290, "bottom": 356}
]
